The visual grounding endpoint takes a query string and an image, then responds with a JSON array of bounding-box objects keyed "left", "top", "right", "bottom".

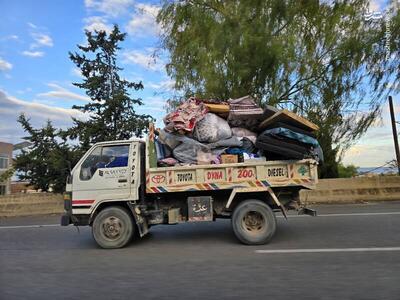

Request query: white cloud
[
  {"left": 342, "top": 95, "right": 400, "bottom": 167},
  {"left": 16, "top": 88, "right": 32, "bottom": 95},
  {"left": 37, "top": 83, "right": 90, "bottom": 102},
  {"left": 0, "top": 90, "right": 86, "bottom": 143},
  {"left": 144, "top": 96, "right": 167, "bottom": 107},
  {"left": 27, "top": 22, "right": 37, "bottom": 29},
  {"left": 147, "top": 79, "right": 175, "bottom": 91},
  {"left": 22, "top": 51, "right": 44, "bottom": 58},
  {"left": 1, "top": 35, "right": 19, "bottom": 41},
  {"left": 71, "top": 67, "right": 84, "bottom": 78},
  {"left": 0, "top": 57, "right": 12, "bottom": 72},
  {"left": 23, "top": 23, "right": 53, "bottom": 56},
  {"left": 84, "top": 0, "right": 134, "bottom": 17},
  {"left": 84, "top": 16, "right": 112, "bottom": 33},
  {"left": 123, "top": 49, "right": 164, "bottom": 71},
  {"left": 126, "top": 3, "right": 161, "bottom": 37},
  {"left": 369, "top": 0, "right": 384, "bottom": 11},
  {"left": 31, "top": 33, "right": 53, "bottom": 48}
]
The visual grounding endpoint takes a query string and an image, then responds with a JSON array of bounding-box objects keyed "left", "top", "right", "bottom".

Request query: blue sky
[
  {"left": 0, "top": 0, "right": 398, "bottom": 167},
  {"left": 0, "top": 0, "right": 171, "bottom": 140}
]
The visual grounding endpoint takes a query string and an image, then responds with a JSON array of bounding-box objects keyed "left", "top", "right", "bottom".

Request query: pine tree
[
  {"left": 69, "top": 25, "right": 153, "bottom": 149},
  {"left": 14, "top": 115, "right": 72, "bottom": 193}
]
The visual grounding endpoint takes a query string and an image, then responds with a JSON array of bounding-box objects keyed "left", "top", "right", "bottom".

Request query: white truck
[{"left": 61, "top": 138, "right": 318, "bottom": 248}]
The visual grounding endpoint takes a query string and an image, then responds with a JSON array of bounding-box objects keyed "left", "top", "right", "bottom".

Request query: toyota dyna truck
[{"left": 61, "top": 135, "right": 318, "bottom": 249}]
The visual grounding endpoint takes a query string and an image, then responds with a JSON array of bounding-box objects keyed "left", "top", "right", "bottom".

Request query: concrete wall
[
  {"left": 0, "top": 193, "right": 63, "bottom": 217},
  {"left": 0, "top": 176, "right": 399, "bottom": 217},
  {"left": 300, "top": 176, "right": 400, "bottom": 204}
]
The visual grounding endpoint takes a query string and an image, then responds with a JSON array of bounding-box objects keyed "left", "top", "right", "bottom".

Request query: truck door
[{"left": 72, "top": 143, "right": 133, "bottom": 205}]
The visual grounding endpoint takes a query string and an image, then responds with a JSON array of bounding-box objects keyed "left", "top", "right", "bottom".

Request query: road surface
[{"left": 1, "top": 201, "right": 400, "bottom": 299}]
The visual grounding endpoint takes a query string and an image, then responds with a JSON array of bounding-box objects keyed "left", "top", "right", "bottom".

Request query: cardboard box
[{"left": 221, "top": 154, "right": 238, "bottom": 164}]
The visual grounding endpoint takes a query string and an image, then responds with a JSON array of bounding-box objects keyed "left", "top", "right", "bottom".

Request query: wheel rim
[
  {"left": 101, "top": 216, "right": 123, "bottom": 241},
  {"left": 241, "top": 211, "right": 266, "bottom": 234}
]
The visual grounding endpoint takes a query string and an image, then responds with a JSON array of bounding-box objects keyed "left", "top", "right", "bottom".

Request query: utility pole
[{"left": 389, "top": 96, "right": 400, "bottom": 175}]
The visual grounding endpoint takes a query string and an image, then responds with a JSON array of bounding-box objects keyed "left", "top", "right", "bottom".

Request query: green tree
[
  {"left": 13, "top": 115, "right": 73, "bottom": 193},
  {"left": 157, "top": 0, "right": 400, "bottom": 178},
  {"left": 14, "top": 25, "right": 154, "bottom": 192},
  {"left": 69, "top": 25, "right": 153, "bottom": 150},
  {"left": 338, "top": 163, "right": 359, "bottom": 178}
]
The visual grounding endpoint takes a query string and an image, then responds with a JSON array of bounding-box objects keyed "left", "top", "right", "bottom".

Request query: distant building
[
  {"left": 10, "top": 181, "right": 36, "bottom": 194},
  {"left": 0, "top": 141, "right": 13, "bottom": 195}
]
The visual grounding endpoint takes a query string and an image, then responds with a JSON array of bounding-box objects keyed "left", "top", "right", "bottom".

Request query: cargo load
[{"left": 150, "top": 95, "right": 322, "bottom": 168}]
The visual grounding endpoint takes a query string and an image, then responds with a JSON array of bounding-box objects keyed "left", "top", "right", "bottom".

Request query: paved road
[{"left": 1, "top": 201, "right": 400, "bottom": 300}]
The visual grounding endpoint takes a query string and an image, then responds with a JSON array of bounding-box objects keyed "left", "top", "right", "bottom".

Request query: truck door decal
[{"left": 131, "top": 143, "right": 137, "bottom": 184}]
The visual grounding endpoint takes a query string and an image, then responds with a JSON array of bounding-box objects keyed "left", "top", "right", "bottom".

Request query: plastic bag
[
  {"left": 173, "top": 138, "right": 210, "bottom": 164},
  {"left": 231, "top": 127, "right": 257, "bottom": 144},
  {"left": 241, "top": 137, "right": 257, "bottom": 154},
  {"left": 158, "top": 129, "right": 186, "bottom": 149},
  {"left": 194, "top": 113, "right": 232, "bottom": 143},
  {"left": 208, "top": 136, "right": 243, "bottom": 149}
]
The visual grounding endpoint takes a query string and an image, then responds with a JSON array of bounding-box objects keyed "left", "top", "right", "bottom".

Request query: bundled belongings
[
  {"left": 231, "top": 127, "right": 257, "bottom": 144},
  {"left": 164, "top": 97, "right": 208, "bottom": 134},
  {"left": 194, "top": 113, "right": 232, "bottom": 143},
  {"left": 256, "top": 128, "right": 323, "bottom": 162},
  {"left": 258, "top": 109, "right": 319, "bottom": 132},
  {"left": 227, "top": 95, "right": 264, "bottom": 130},
  {"left": 150, "top": 95, "right": 323, "bottom": 167}
]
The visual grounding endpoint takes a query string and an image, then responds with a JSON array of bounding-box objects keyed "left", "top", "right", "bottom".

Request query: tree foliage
[
  {"left": 13, "top": 115, "right": 76, "bottom": 193},
  {"left": 15, "top": 25, "right": 153, "bottom": 192},
  {"left": 68, "top": 25, "right": 153, "bottom": 150},
  {"left": 338, "top": 163, "right": 359, "bottom": 178},
  {"left": 158, "top": 0, "right": 400, "bottom": 177}
]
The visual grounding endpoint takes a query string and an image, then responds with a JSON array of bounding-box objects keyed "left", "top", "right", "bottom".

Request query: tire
[
  {"left": 231, "top": 199, "right": 277, "bottom": 245},
  {"left": 92, "top": 206, "right": 134, "bottom": 249}
]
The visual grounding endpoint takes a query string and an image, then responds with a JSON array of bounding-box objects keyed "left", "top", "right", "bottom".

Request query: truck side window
[
  {"left": 80, "top": 146, "right": 102, "bottom": 181},
  {"left": 102, "top": 145, "right": 129, "bottom": 168},
  {"left": 80, "top": 145, "right": 130, "bottom": 181}
]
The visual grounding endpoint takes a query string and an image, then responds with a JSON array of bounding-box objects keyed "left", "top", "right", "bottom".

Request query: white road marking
[
  {"left": 0, "top": 224, "right": 59, "bottom": 229},
  {"left": 255, "top": 247, "right": 400, "bottom": 254},
  {"left": 278, "top": 211, "right": 400, "bottom": 218},
  {"left": 0, "top": 211, "right": 400, "bottom": 229}
]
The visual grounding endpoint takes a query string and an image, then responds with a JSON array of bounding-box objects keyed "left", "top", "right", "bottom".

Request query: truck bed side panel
[{"left": 146, "top": 159, "right": 318, "bottom": 194}]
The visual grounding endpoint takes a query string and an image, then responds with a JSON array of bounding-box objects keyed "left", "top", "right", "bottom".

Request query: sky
[{"left": 0, "top": 0, "right": 398, "bottom": 168}]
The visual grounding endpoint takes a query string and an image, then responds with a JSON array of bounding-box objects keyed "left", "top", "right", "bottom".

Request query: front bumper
[
  {"left": 61, "top": 213, "right": 71, "bottom": 226},
  {"left": 60, "top": 193, "right": 72, "bottom": 226}
]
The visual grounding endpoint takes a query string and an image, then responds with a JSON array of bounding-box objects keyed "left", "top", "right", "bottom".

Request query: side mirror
[
  {"left": 66, "top": 160, "right": 72, "bottom": 173},
  {"left": 66, "top": 161, "right": 73, "bottom": 184}
]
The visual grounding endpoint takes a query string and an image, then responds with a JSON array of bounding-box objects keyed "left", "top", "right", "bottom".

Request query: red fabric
[{"left": 164, "top": 98, "right": 208, "bottom": 133}]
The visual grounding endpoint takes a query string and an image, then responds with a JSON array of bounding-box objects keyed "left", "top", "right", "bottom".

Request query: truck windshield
[{"left": 80, "top": 144, "right": 130, "bottom": 181}]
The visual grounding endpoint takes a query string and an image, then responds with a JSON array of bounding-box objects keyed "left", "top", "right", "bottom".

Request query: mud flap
[
  {"left": 127, "top": 202, "right": 149, "bottom": 237},
  {"left": 266, "top": 187, "right": 288, "bottom": 219},
  {"left": 298, "top": 207, "right": 317, "bottom": 216}
]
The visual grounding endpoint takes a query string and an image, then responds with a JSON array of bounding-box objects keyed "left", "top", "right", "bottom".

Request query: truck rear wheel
[
  {"left": 232, "top": 199, "right": 276, "bottom": 245},
  {"left": 92, "top": 207, "right": 134, "bottom": 249}
]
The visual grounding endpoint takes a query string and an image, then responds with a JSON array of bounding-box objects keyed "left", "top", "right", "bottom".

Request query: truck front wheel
[
  {"left": 232, "top": 199, "right": 277, "bottom": 245},
  {"left": 92, "top": 206, "right": 134, "bottom": 249}
]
